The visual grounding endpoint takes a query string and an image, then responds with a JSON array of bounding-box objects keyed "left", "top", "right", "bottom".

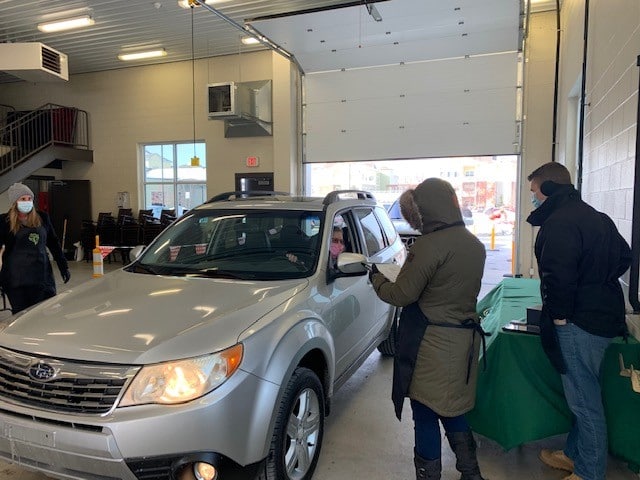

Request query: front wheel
[
  {"left": 264, "top": 367, "right": 325, "bottom": 480},
  {"left": 377, "top": 306, "right": 400, "bottom": 356}
]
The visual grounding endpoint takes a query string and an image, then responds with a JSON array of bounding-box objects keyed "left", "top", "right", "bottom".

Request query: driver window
[{"left": 354, "top": 208, "right": 385, "bottom": 256}]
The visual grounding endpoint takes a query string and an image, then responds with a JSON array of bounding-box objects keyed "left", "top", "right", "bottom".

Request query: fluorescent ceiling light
[
  {"left": 177, "top": 0, "right": 232, "bottom": 8},
  {"left": 118, "top": 49, "right": 167, "bottom": 61},
  {"left": 241, "top": 36, "right": 260, "bottom": 45},
  {"left": 37, "top": 15, "right": 95, "bottom": 33}
]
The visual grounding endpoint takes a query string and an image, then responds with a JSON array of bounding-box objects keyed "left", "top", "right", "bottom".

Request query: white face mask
[{"left": 17, "top": 201, "right": 34, "bottom": 214}]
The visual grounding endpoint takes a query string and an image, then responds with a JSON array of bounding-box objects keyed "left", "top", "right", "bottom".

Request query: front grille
[{"left": 0, "top": 347, "right": 137, "bottom": 415}]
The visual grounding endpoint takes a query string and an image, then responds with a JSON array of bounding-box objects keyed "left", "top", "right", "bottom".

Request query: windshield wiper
[
  {"left": 127, "top": 264, "right": 160, "bottom": 275},
  {"left": 170, "top": 269, "right": 254, "bottom": 280}
]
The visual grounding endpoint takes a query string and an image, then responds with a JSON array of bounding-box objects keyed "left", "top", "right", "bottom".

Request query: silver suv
[{"left": 0, "top": 190, "right": 405, "bottom": 480}]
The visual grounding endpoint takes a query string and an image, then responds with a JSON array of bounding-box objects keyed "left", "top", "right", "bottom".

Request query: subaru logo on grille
[{"left": 28, "top": 362, "right": 57, "bottom": 382}]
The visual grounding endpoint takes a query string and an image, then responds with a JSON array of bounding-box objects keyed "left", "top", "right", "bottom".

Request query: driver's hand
[{"left": 286, "top": 253, "right": 303, "bottom": 265}]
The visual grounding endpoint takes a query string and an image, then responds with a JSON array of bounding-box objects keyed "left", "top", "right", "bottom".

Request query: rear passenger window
[
  {"left": 354, "top": 208, "right": 385, "bottom": 256},
  {"left": 374, "top": 206, "right": 397, "bottom": 245}
]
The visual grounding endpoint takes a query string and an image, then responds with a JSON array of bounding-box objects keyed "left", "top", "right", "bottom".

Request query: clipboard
[{"left": 501, "top": 320, "right": 540, "bottom": 335}]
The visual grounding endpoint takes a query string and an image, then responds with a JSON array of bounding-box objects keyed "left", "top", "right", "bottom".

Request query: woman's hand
[{"left": 61, "top": 269, "right": 71, "bottom": 283}]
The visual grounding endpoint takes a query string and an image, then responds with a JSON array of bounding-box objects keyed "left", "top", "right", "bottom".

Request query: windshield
[{"left": 129, "top": 208, "right": 323, "bottom": 280}]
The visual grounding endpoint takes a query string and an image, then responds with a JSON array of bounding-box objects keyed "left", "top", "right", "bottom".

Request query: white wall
[
  {"left": 518, "top": 3, "right": 638, "bottom": 279},
  {"left": 517, "top": 11, "right": 557, "bottom": 276},
  {"left": 0, "top": 50, "right": 299, "bottom": 218},
  {"left": 556, "top": 0, "right": 638, "bottom": 248}
]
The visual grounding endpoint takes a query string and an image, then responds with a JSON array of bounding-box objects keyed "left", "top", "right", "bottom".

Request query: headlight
[{"left": 119, "top": 343, "right": 243, "bottom": 406}]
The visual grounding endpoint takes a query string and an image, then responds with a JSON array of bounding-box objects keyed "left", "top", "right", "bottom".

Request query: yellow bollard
[
  {"left": 93, "top": 235, "right": 104, "bottom": 278},
  {"left": 490, "top": 224, "right": 496, "bottom": 251}
]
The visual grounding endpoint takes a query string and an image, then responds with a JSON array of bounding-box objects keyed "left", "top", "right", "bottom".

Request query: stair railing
[{"left": 0, "top": 103, "right": 89, "bottom": 177}]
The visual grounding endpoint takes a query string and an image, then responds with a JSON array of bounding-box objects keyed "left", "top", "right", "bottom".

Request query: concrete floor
[{"left": 0, "top": 237, "right": 638, "bottom": 479}]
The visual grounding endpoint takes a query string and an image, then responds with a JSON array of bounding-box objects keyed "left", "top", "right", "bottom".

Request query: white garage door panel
[
  {"left": 304, "top": 53, "right": 518, "bottom": 162},
  {"left": 249, "top": 0, "right": 522, "bottom": 163},
  {"left": 305, "top": 53, "right": 518, "bottom": 102},
  {"left": 305, "top": 120, "right": 517, "bottom": 162},
  {"left": 250, "top": 0, "right": 521, "bottom": 73},
  {"left": 305, "top": 89, "right": 515, "bottom": 132},
  {"left": 298, "top": 29, "right": 517, "bottom": 72}
]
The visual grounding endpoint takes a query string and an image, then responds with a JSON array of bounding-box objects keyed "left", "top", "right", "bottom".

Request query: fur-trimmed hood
[{"left": 412, "top": 178, "right": 463, "bottom": 234}]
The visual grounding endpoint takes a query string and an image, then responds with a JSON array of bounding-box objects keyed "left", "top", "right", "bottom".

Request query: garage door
[{"left": 248, "top": 0, "right": 523, "bottom": 163}]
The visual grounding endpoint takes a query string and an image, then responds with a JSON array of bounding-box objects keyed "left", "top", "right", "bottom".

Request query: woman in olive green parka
[{"left": 370, "top": 178, "right": 486, "bottom": 480}]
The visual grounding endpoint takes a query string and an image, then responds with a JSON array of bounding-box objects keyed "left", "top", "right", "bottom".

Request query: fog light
[{"left": 194, "top": 462, "right": 217, "bottom": 480}]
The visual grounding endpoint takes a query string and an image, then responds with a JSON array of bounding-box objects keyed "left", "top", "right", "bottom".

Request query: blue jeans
[
  {"left": 556, "top": 323, "right": 612, "bottom": 480},
  {"left": 411, "top": 399, "right": 469, "bottom": 460}
]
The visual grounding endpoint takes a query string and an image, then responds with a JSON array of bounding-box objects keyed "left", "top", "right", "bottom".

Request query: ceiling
[{"left": 0, "top": 0, "right": 556, "bottom": 83}]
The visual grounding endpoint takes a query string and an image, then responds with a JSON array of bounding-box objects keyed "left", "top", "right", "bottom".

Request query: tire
[
  {"left": 377, "top": 306, "right": 400, "bottom": 357},
  {"left": 264, "top": 367, "right": 325, "bottom": 480}
]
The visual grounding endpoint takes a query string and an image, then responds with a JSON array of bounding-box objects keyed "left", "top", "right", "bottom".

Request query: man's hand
[{"left": 61, "top": 269, "right": 71, "bottom": 284}]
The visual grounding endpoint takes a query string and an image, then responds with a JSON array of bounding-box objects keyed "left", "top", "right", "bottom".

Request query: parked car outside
[
  {"left": 387, "top": 197, "right": 474, "bottom": 249},
  {"left": 0, "top": 190, "right": 405, "bottom": 480},
  {"left": 483, "top": 206, "right": 515, "bottom": 235}
]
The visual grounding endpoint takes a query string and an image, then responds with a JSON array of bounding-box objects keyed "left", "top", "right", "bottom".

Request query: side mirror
[
  {"left": 129, "top": 245, "right": 145, "bottom": 261},
  {"left": 337, "top": 252, "right": 368, "bottom": 274}
]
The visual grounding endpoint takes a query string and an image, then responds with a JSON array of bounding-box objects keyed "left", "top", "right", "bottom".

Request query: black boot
[
  {"left": 414, "top": 451, "right": 441, "bottom": 480},
  {"left": 445, "top": 431, "right": 486, "bottom": 480}
]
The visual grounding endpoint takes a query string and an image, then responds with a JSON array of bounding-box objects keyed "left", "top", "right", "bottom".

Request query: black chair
[
  {"left": 80, "top": 219, "right": 97, "bottom": 262},
  {"left": 160, "top": 212, "right": 177, "bottom": 228},
  {"left": 96, "top": 212, "right": 117, "bottom": 246},
  {"left": 117, "top": 213, "right": 140, "bottom": 246},
  {"left": 140, "top": 212, "right": 163, "bottom": 245},
  {"left": 117, "top": 208, "right": 133, "bottom": 222},
  {"left": 95, "top": 213, "right": 118, "bottom": 263}
]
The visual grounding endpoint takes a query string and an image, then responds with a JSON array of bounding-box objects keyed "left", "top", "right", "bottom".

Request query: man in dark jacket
[{"left": 526, "top": 162, "right": 631, "bottom": 480}]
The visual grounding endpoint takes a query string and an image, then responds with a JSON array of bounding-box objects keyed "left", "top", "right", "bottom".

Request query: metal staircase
[{"left": 0, "top": 103, "right": 93, "bottom": 192}]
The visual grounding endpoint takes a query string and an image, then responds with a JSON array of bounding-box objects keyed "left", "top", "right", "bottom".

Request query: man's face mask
[
  {"left": 17, "top": 201, "right": 34, "bottom": 214},
  {"left": 531, "top": 192, "right": 543, "bottom": 209}
]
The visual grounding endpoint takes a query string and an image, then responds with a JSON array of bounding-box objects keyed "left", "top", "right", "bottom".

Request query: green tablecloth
[{"left": 466, "top": 278, "right": 640, "bottom": 473}]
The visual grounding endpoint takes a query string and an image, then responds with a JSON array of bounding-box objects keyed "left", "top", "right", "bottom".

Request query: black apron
[
  {"left": 391, "top": 302, "right": 489, "bottom": 420},
  {"left": 2, "top": 224, "right": 54, "bottom": 290}
]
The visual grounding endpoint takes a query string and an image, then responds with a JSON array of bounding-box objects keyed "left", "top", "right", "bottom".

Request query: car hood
[
  {"left": 391, "top": 218, "right": 421, "bottom": 236},
  {"left": 0, "top": 270, "right": 308, "bottom": 365}
]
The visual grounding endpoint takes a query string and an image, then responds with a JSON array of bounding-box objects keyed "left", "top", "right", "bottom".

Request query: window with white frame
[{"left": 142, "top": 142, "right": 207, "bottom": 218}]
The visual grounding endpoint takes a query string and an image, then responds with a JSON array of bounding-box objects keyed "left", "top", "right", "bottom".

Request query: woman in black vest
[{"left": 0, "top": 183, "right": 70, "bottom": 314}]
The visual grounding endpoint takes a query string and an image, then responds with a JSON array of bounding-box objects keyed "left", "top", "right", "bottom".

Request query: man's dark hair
[{"left": 527, "top": 162, "right": 572, "bottom": 184}]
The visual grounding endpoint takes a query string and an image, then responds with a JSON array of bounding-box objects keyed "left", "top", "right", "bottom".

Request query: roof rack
[
  {"left": 322, "top": 190, "right": 376, "bottom": 206},
  {"left": 206, "top": 191, "right": 291, "bottom": 203}
]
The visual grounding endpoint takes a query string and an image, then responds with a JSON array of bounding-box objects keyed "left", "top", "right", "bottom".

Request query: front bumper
[
  {"left": 126, "top": 452, "right": 263, "bottom": 480},
  {"left": 0, "top": 368, "right": 279, "bottom": 480}
]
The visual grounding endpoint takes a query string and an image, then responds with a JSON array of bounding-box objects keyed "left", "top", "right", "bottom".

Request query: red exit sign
[{"left": 246, "top": 156, "right": 260, "bottom": 167}]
